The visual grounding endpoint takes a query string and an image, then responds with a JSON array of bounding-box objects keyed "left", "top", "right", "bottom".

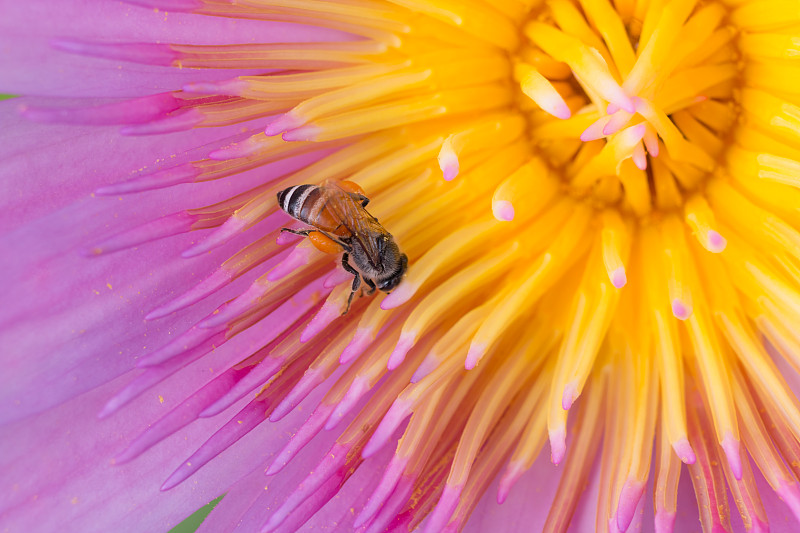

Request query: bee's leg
[
  {"left": 341, "top": 253, "right": 361, "bottom": 314},
  {"left": 363, "top": 277, "right": 376, "bottom": 295},
  {"left": 320, "top": 230, "right": 352, "bottom": 252},
  {"left": 357, "top": 195, "right": 370, "bottom": 208},
  {"left": 280, "top": 227, "right": 312, "bottom": 236}
]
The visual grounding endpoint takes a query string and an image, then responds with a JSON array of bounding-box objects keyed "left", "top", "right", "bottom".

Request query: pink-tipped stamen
[
  {"left": 262, "top": 443, "right": 350, "bottom": 531},
  {"left": 50, "top": 38, "right": 178, "bottom": 66},
  {"left": 671, "top": 298, "right": 692, "bottom": 321},
  {"left": 324, "top": 268, "right": 353, "bottom": 289},
  {"left": 611, "top": 266, "right": 627, "bottom": 289},
  {"left": 643, "top": 128, "right": 660, "bottom": 157},
  {"left": 654, "top": 509, "right": 676, "bottom": 533},
  {"left": 497, "top": 460, "right": 525, "bottom": 504},
  {"left": 707, "top": 230, "right": 727, "bottom": 253},
  {"left": 265, "top": 113, "right": 304, "bottom": 136},
  {"left": 114, "top": 366, "right": 244, "bottom": 464},
  {"left": 121, "top": 0, "right": 202, "bottom": 10},
  {"left": 361, "top": 399, "right": 412, "bottom": 458},
  {"left": 181, "top": 216, "right": 249, "bottom": 258},
  {"left": 182, "top": 78, "right": 248, "bottom": 96},
  {"left": 266, "top": 403, "right": 335, "bottom": 476},
  {"left": 464, "top": 342, "right": 487, "bottom": 370},
  {"left": 161, "top": 399, "right": 266, "bottom": 491},
  {"left": 672, "top": 437, "right": 697, "bottom": 465},
  {"left": 281, "top": 124, "right": 322, "bottom": 142},
  {"left": 136, "top": 323, "right": 226, "bottom": 368},
  {"left": 776, "top": 479, "right": 800, "bottom": 524},
  {"left": 339, "top": 329, "right": 373, "bottom": 364},
  {"left": 581, "top": 117, "right": 611, "bottom": 142},
  {"left": 300, "top": 299, "right": 345, "bottom": 343},
  {"left": 602, "top": 110, "right": 633, "bottom": 136},
  {"left": 616, "top": 478, "right": 645, "bottom": 532},
  {"left": 387, "top": 333, "right": 416, "bottom": 370},
  {"left": 267, "top": 244, "right": 318, "bottom": 282},
  {"left": 325, "top": 376, "right": 369, "bottom": 431},
  {"left": 550, "top": 427, "right": 566, "bottom": 465},
  {"left": 492, "top": 200, "right": 515, "bottom": 222},
  {"left": 562, "top": 381, "right": 579, "bottom": 410},
  {"left": 81, "top": 211, "right": 198, "bottom": 257},
  {"left": 269, "top": 368, "right": 326, "bottom": 422},
  {"left": 120, "top": 108, "right": 204, "bottom": 135},
  {"left": 721, "top": 432, "right": 742, "bottom": 480},
  {"left": 20, "top": 92, "right": 181, "bottom": 126},
  {"left": 411, "top": 353, "right": 441, "bottom": 383},
  {"left": 380, "top": 281, "right": 414, "bottom": 309},
  {"left": 632, "top": 142, "right": 647, "bottom": 170},
  {"left": 354, "top": 456, "right": 410, "bottom": 528},
  {"left": 96, "top": 163, "right": 200, "bottom": 196},
  {"left": 438, "top": 150, "right": 460, "bottom": 182},
  {"left": 422, "top": 484, "right": 464, "bottom": 533}
]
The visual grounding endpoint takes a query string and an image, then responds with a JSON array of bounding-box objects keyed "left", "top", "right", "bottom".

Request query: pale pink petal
[
  {"left": 0, "top": 0, "right": 349, "bottom": 97},
  {"left": 0, "top": 355, "right": 329, "bottom": 533},
  {"left": 0, "top": 99, "right": 329, "bottom": 421}
]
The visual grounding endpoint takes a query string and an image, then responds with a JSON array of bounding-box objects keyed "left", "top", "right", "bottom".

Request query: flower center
[{"left": 513, "top": 0, "right": 740, "bottom": 216}]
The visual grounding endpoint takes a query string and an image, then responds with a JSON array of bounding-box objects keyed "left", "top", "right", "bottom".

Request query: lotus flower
[{"left": 3, "top": 1, "right": 800, "bottom": 532}]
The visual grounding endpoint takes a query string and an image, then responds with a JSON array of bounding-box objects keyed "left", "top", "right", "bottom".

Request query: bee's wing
[{"left": 326, "top": 186, "right": 383, "bottom": 269}]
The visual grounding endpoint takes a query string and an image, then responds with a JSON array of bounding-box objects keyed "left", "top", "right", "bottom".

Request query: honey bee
[{"left": 277, "top": 181, "right": 408, "bottom": 312}]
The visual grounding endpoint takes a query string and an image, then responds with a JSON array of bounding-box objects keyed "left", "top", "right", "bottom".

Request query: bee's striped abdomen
[{"left": 277, "top": 184, "right": 319, "bottom": 223}]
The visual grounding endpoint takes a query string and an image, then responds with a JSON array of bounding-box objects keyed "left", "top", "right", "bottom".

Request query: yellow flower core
[{"left": 67, "top": 0, "right": 800, "bottom": 531}]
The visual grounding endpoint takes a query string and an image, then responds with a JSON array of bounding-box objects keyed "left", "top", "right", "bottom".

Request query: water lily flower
[{"left": 4, "top": 0, "right": 800, "bottom": 532}]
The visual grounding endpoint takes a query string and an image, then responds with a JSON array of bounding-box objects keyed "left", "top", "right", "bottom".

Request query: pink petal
[
  {"left": 0, "top": 368, "right": 302, "bottom": 533},
  {"left": 0, "top": 102, "right": 325, "bottom": 421},
  {"left": 0, "top": 0, "right": 349, "bottom": 97}
]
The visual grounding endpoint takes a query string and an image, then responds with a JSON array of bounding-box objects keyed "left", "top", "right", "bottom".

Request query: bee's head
[{"left": 378, "top": 253, "right": 408, "bottom": 292}]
